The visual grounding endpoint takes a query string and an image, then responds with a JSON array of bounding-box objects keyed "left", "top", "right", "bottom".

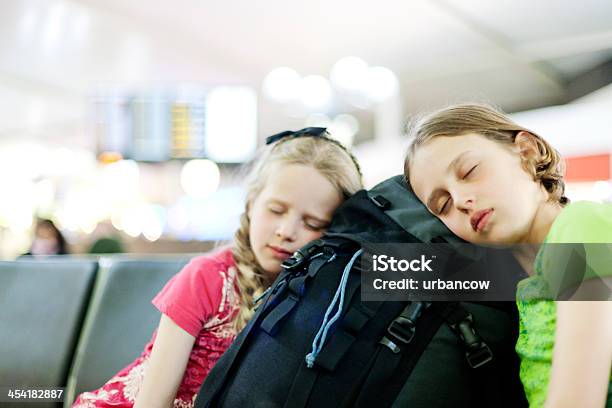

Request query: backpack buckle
[
  {"left": 379, "top": 336, "right": 401, "bottom": 354},
  {"left": 281, "top": 239, "right": 325, "bottom": 270},
  {"left": 386, "top": 317, "right": 416, "bottom": 345},
  {"left": 369, "top": 194, "right": 391, "bottom": 210},
  {"left": 384, "top": 302, "right": 427, "bottom": 347},
  {"left": 465, "top": 343, "right": 494, "bottom": 368},
  {"left": 448, "top": 311, "right": 494, "bottom": 369}
]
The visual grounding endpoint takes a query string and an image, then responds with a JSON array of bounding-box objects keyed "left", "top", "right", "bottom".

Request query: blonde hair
[
  {"left": 232, "top": 133, "right": 363, "bottom": 331},
  {"left": 404, "top": 103, "right": 568, "bottom": 205}
]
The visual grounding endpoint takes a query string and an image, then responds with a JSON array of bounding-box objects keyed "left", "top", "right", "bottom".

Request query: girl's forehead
[
  {"left": 263, "top": 163, "right": 322, "bottom": 189},
  {"left": 411, "top": 135, "right": 469, "bottom": 171},
  {"left": 414, "top": 133, "right": 505, "bottom": 162},
  {"left": 259, "top": 163, "right": 340, "bottom": 208},
  {"left": 425, "top": 133, "right": 482, "bottom": 150}
]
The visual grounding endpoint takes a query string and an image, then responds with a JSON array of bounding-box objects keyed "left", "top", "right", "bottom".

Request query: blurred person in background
[
  {"left": 87, "top": 220, "right": 125, "bottom": 254},
  {"left": 72, "top": 128, "right": 363, "bottom": 408},
  {"left": 23, "top": 218, "right": 68, "bottom": 256},
  {"left": 88, "top": 237, "right": 125, "bottom": 254}
]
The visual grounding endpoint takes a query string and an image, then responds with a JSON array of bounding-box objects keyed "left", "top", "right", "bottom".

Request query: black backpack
[{"left": 195, "top": 175, "right": 528, "bottom": 408}]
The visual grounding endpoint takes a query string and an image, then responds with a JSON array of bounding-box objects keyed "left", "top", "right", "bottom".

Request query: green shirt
[{"left": 516, "top": 201, "right": 612, "bottom": 407}]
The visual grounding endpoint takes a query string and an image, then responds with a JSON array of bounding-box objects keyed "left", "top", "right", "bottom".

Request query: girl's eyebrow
[
  {"left": 425, "top": 150, "right": 472, "bottom": 211},
  {"left": 267, "top": 198, "right": 287, "bottom": 206},
  {"left": 447, "top": 150, "right": 472, "bottom": 174}
]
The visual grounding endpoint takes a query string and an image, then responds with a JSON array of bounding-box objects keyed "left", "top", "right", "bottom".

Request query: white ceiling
[{"left": 1, "top": 0, "right": 611, "bottom": 148}]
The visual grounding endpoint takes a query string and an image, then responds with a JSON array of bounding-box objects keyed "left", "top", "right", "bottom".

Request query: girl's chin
[
  {"left": 477, "top": 240, "right": 513, "bottom": 249},
  {"left": 475, "top": 233, "right": 520, "bottom": 247},
  {"left": 259, "top": 262, "right": 282, "bottom": 279}
]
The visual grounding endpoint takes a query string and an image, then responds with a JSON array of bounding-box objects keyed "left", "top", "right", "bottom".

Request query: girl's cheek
[
  {"left": 447, "top": 218, "right": 466, "bottom": 239},
  {"left": 301, "top": 229, "right": 323, "bottom": 244},
  {"left": 259, "top": 208, "right": 277, "bottom": 223}
]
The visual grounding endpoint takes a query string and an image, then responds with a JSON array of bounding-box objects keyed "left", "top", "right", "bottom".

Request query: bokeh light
[{"left": 180, "top": 159, "right": 220, "bottom": 200}]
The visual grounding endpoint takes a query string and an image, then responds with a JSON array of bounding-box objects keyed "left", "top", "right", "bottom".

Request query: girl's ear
[{"left": 514, "top": 131, "right": 541, "bottom": 161}]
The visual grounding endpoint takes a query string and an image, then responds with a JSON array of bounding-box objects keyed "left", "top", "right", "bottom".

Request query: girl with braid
[{"left": 73, "top": 128, "right": 363, "bottom": 408}]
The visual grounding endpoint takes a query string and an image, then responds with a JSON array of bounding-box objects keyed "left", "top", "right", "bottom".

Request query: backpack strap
[
  {"left": 284, "top": 256, "right": 374, "bottom": 407},
  {"left": 258, "top": 238, "right": 350, "bottom": 335},
  {"left": 313, "top": 300, "right": 383, "bottom": 371},
  {"left": 444, "top": 302, "right": 493, "bottom": 369},
  {"left": 379, "top": 301, "right": 430, "bottom": 353},
  {"left": 197, "top": 239, "right": 351, "bottom": 407},
  {"left": 356, "top": 302, "right": 504, "bottom": 408},
  {"left": 344, "top": 301, "right": 445, "bottom": 408},
  {"left": 260, "top": 253, "right": 331, "bottom": 335},
  {"left": 444, "top": 302, "right": 503, "bottom": 406},
  {"left": 194, "top": 274, "right": 286, "bottom": 408},
  {"left": 283, "top": 361, "right": 319, "bottom": 408}
]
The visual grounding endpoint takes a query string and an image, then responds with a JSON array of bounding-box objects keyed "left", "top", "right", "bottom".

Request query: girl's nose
[
  {"left": 275, "top": 217, "right": 298, "bottom": 241},
  {"left": 455, "top": 192, "right": 475, "bottom": 214}
]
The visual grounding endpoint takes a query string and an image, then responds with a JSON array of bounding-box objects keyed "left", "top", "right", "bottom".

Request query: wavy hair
[{"left": 404, "top": 103, "right": 568, "bottom": 206}]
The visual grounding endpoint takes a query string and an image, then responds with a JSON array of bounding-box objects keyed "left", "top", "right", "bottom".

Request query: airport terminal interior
[
  {"left": 1, "top": 1, "right": 611, "bottom": 407},
  {"left": 1, "top": 0, "right": 611, "bottom": 259}
]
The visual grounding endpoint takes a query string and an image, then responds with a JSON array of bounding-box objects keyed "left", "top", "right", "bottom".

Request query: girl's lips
[
  {"left": 471, "top": 209, "right": 493, "bottom": 232},
  {"left": 268, "top": 245, "right": 293, "bottom": 260}
]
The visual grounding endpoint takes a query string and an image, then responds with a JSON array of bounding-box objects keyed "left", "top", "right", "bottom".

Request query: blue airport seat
[
  {"left": 64, "top": 257, "right": 189, "bottom": 406},
  {"left": 0, "top": 259, "right": 98, "bottom": 408}
]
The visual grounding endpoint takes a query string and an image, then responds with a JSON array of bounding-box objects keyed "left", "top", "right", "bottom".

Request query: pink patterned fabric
[{"left": 73, "top": 248, "right": 240, "bottom": 408}]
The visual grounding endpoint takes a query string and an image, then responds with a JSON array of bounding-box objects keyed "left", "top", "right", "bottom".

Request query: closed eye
[
  {"left": 268, "top": 207, "right": 284, "bottom": 215},
  {"left": 463, "top": 164, "right": 478, "bottom": 179},
  {"left": 438, "top": 196, "right": 451, "bottom": 215},
  {"left": 305, "top": 223, "right": 327, "bottom": 231},
  {"left": 304, "top": 218, "right": 329, "bottom": 231}
]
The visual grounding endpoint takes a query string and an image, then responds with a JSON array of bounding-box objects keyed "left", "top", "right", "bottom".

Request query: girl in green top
[{"left": 404, "top": 103, "right": 612, "bottom": 408}]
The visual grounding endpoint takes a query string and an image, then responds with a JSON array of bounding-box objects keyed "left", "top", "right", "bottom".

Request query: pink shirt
[
  {"left": 153, "top": 248, "right": 238, "bottom": 337},
  {"left": 73, "top": 247, "right": 240, "bottom": 408}
]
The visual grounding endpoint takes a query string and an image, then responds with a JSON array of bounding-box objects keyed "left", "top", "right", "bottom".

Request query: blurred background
[{"left": 1, "top": 0, "right": 611, "bottom": 259}]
